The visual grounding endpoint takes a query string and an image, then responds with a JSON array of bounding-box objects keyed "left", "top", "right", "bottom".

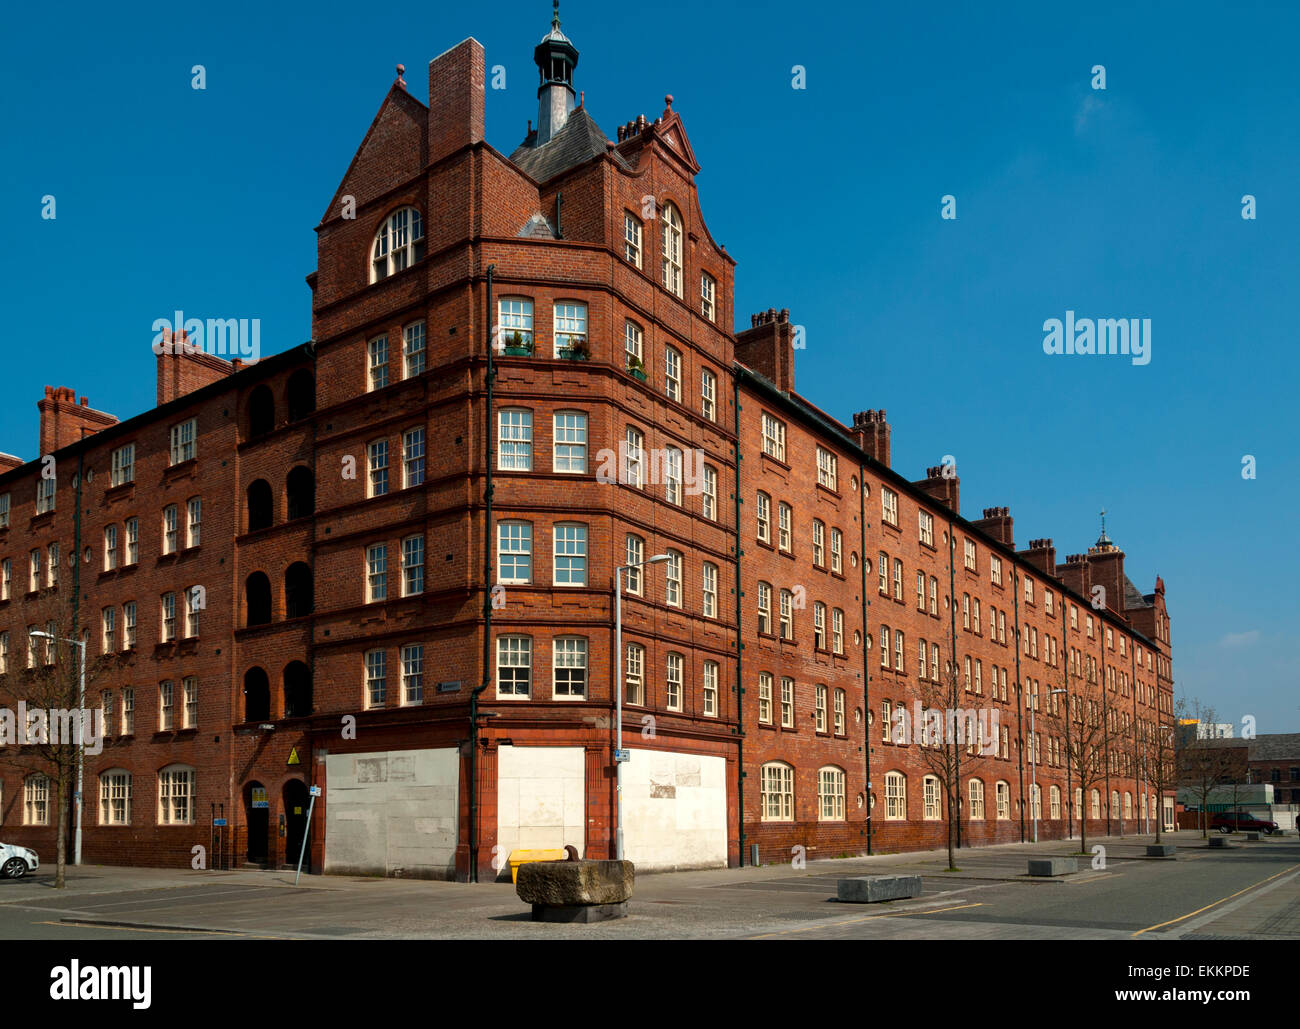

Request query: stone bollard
[
  {"left": 1146, "top": 844, "right": 1176, "bottom": 857},
  {"left": 1208, "top": 836, "right": 1228, "bottom": 848},
  {"left": 1027, "top": 857, "right": 1078, "bottom": 877},
  {"left": 836, "top": 875, "right": 922, "bottom": 903},
  {"left": 516, "top": 859, "right": 634, "bottom": 923}
]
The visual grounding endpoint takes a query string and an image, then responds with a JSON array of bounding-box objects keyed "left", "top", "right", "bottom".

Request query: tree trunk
[
  {"left": 947, "top": 788, "right": 956, "bottom": 870},
  {"left": 54, "top": 768, "right": 68, "bottom": 889}
]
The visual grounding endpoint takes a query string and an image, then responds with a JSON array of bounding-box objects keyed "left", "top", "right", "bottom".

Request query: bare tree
[
  {"left": 910, "top": 647, "right": 969, "bottom": 872},
  {"left": 1177, "top": 699, "right": 1243, "bottom": 838},
  {"left": 1061, "top": 684, "right": 1128, "bottom": 856},
  {"left": 1140, "top": 717, "right": 1177, "bottom": 843},
  {"left": 0, "top": 596, "right": 107, "bottom": 888}
]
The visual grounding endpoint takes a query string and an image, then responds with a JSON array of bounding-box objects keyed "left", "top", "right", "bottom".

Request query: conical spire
[{"left": 533, "top": 1, "right": 579, "bottom": 146}]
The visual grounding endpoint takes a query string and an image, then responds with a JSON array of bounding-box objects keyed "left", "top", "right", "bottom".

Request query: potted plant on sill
[
  {"left": 626, "top": 354, "right": 647, "bottom": 381},
  {"left": 558, "top": 338, "right": 591, "bottom": 361},
  {"left": 502, "top": 331, "right": 533, "bottom": 357}
]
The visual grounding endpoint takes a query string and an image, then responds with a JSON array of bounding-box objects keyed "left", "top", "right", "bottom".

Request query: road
[{"left": 0, "top": 832, "right": 1295, "bottom": 940}]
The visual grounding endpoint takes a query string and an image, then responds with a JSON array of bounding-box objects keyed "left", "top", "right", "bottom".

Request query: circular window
[
  {"left": 864, "top": 633, "right": 872, "bottom": 650},
  {"left": 869, "top": 793, "right": 877, "bottom": 810},
  {"left": 854, "top": 707, "right": 863, "bottom": 724},
  {"left": 856, "top": 793, "right": 865, "bottom": 810},
  {"left": 850, "top": 475, "right": 858, "bottom": 492},
  {"left": 851, "top": 552, "right": 859, "bottom": 568},
  {"left": 853, "top": 630, "right": 861, "bottom": 646}
]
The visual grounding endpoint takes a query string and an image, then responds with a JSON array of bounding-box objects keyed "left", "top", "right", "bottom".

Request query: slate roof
[
  {"left": 1124, "top": 575, "right": 1152, "bottom": 610},
  {"left": 509, "top": 107, "right": 629, "bottom": 183},
  {"left": 1248, "top": 733, "right": 1300, "bottom": 762}
]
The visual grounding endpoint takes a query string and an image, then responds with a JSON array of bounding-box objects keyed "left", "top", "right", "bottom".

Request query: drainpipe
[
  {"left": 1100, "top": 633, "right": 1111, "bottom": 837},
  {"left": 947, "top": 517, "right": 960, "bottom": 849},
  {"left": 859, "top": 463, "right": 871, "bottom": 854},
  {"left": 731, "top": 376, "right": 745, "bottom": 867},
  {"left": 469, "top": 264, "right": 496, "bottom": 883},
  {"left": 1062, "top": 632, "right": 1073, "bottom": 839},
  {"left": 1012, "top": 568, "right": 1025, "bottom": 842}
]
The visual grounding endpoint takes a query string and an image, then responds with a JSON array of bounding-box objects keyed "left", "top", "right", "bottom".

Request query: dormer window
[{"left": 370, "top": 207, "right": 425, "bottom": 283}]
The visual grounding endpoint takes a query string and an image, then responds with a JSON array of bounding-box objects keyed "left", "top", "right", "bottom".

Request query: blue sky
[{"left": 2, "top": 0, "right": 1296, "bottom": 730}]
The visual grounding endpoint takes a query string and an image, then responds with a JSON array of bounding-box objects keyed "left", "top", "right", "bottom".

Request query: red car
[{"left": 1210, "top": 811, "right": 1279, "bottom": 834}]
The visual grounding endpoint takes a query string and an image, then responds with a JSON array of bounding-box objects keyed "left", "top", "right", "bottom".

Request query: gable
[{"left": 319, "top": 87, "right": 428, "bottom": 227}]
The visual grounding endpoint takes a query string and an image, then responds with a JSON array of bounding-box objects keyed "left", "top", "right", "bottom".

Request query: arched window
[
  {"left": 243, "top": 667, "right": 270, "bottom": 722},
  {"left": 761, "top": 761, "right": 794, "bottom": 822},
  {"left": 498, "top": 297, "right": 534, "bottom": 352},
  {"left": 285, "top": 562, "right": 313, "bottom": 618},
  {"left": 884, "top": 771, "right": 906, "bottom": 820},
  {"left": 286, "top": 369, "right": 316, "bottom": 421},
  {"left": 1029, "top": 783, "right": 1041, "bottom": 820},
  {"left": 968, "top": 778, "right": 985, "bottom": 820},
  {"left": 283, "top": 661, "right": 312, "bottom": 718},
  {"left": 370, "top": 206, "right": 424, "bottom": 283},
  {"left": 1123, "top": 791, "right": 1132, "bottom": 819},
  {"left": 158, "top": 763, "right": 196, "bottom": 825},
  {"left": 818, "top": 766, "right": 845, "bottom": 821},
  {"left": 923, "top": 775, "right": 942, "bottom": 820},
  {"left": 247, "top": 479, "right": 273, "bottom": 532},
  {"left": 660, "top": 203, "right": 683, "bottom": 298},
  {"left": 99, "top": 769, "right": 132, "bottom": 825},
  {"left": 286, "top": 466, "right": 315, "bottom": 521},
  {"left": 1050, "top": 785, "right": 1062, "bottom": 820},
  {"left": 23, "top": 774, "right": 49, "bottom": 825},
  {"left": 244, "top": 572, "right": 271, "bottom": 626},
  {"left": 1090, "top": 788, "right": 1101, "bottom": 819},
  {"left": 624, "top": 642, "right": 645, "bottom": 706},
  {"left": 995, "top": 781, "right": 1011, "bottom": 820},
  {"left": 248, "top": 385, "right": 274, "bottom": 439}
]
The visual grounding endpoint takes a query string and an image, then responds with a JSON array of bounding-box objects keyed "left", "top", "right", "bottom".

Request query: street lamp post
[
  {"left": 31, "top": 630, "right": 86, "bottom": 866},
  {"left": 614, "top": 554, "right": 671, "bottom": 861}
]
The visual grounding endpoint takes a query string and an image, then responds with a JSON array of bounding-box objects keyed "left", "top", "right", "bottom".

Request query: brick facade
[{"left": 0, "top": 16, "right": 1174, "bottom": 880}]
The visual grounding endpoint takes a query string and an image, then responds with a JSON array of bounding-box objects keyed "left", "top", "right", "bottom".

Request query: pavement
[{"left": 0, "top": 830, "right": 1296, "bottom": 940}]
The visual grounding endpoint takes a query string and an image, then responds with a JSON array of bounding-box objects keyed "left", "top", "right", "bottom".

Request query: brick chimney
[
  {"left": 1057, "top": 553, "right": 1090, "bottom": 598},
  {"left": 850, "top": 410, "right": 891, "bottom": 467},
  {"left": 157, "top": 330, "right": 233, "bottom": 405},
  {"left": 1085, "top": 537, "right": 1126, "bottom": 617},
  {"left": 1018, "top": 538, "right": 1057, "bottom": 577},
  {"left": 912, "top": 465, "right": 959, "bottom": 516},
  {"left": 38, "top": 387, "right": 118, "bottom": 456},
  {"left": 974, "top": 506, "right": 1013, "bottom": 547},
  {"left": 735, "top": 308, "right": 795, "bottom": 391},
  {"left": 429, "top": 38, "right": 485, "bottom": 166}
]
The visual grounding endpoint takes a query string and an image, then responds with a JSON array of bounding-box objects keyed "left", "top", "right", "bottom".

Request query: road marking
[
  {"left": 1066, "top": 871, "right": 1119, "bottom": 885},
  {"left": 750, "top": 902, "right": 985, "bottom": 938},
  {"left": 1131, "top": 863, "right": 1300, "bottom": 937},
  {"left": 36, "top": 920, "right": 248, "bottom": 937}
]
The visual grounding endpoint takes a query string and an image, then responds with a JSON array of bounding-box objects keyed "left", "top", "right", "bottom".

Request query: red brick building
[{"left": 0, "top": 12, "right": 1175, "bottom": 880}]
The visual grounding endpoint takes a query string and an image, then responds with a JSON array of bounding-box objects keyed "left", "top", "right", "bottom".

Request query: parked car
[
  {"left": 0, "top": 842, "right": 39, "bottom": 879},
  {"left": 1210, "top": 811, "right": 1279, "bottom": 834}
]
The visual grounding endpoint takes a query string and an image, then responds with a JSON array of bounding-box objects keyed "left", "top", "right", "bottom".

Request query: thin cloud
[{"left": 1219, "top": 630, "right": 1260, "bottom": 649}]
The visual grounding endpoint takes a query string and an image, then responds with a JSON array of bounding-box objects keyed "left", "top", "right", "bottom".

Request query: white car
[{"left": 0, "top": 843, "right": 38, "bottom": 879}]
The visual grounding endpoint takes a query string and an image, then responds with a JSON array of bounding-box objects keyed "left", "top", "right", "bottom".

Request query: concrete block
[
  {"left": 1208, "top": 836, "right": 1229, "bottom": 848},
  {"left": 837, "top": 875, "right": 923, "bottom": 903},
  {"left": 1146, "top": 844, "right": 1177, "bottom": 857},
  {"left": 1245, "top": 832, "right": 1261, "bottom": 841},
  {"left": 1027, "top": 857, "right": 1078, "bottom": 876}
]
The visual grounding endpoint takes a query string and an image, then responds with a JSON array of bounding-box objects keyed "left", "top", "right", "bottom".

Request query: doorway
[
  {"left": 283, "top": 779, "right": 311, "bottom": 871},
  {"left": 244, "top": 781, "right": 269, "bottom": 866}
]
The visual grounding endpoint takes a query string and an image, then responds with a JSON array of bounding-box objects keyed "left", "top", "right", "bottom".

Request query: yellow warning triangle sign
[{"left": 287, "top": 747, "right": 301, "bottom": 766}]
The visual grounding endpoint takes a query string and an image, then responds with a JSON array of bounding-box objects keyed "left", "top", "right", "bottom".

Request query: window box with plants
[
  {"left": 626, "top": 355, "right": 648, "bottom": 382},
  {"left": 501, "top": 331, "right": 533, "bottom": 357},
  {"left": 557, "top": 339, "right": 591, "bottom": 361}
]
